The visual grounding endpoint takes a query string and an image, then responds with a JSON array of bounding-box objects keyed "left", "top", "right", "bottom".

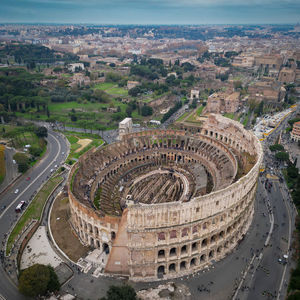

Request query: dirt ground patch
[
  {"left": 50, "top": 195, "right": 90, "bottom": 262},
  {"left": 75, "top": 138, "right": 92, "bottom": 153}
]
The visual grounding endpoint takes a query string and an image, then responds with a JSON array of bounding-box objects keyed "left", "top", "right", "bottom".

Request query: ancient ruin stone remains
[{"left": 67, "top": 114, "right": 263, "bottom": 280}]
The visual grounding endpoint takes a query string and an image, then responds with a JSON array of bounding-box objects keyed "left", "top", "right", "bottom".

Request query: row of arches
[
  {"left": 157, "top": 201, "right": 250, "bottom": 243},
  {"left": 77, "top": 229, "right": 110, "bottom": 253},
  {"left": 156, "top": 234, "right": 241, "bottom": 276},
  {"left": 158, "top": 228, "right": 240, "bottom": 260},
  {"left": 72, "top": 211, "right": 116, "bottom": 242},
  {"left": 179, "top": 125, "right": 249, "bottom": 154}
]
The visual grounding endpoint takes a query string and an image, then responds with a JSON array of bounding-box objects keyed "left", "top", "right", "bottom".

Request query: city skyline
[{"left": 1, "top": 0, "right": 300, "bottom": 25}]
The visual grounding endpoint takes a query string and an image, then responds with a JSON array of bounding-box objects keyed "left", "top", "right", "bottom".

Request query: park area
[
  {"left": 176, "top": 105, "right": 204, "bottom": 124},
  {"left": 94, "top": 82, "right": 128, "bottom": 96},
  {"left": 0, "top": 124, "right": 45, "bottom": 151},
  {"left": 47, "top": 100, "right": 128, "bottom": 130},
  {"left": 64, "top": 131, "right": 104, "bottom": 165}
]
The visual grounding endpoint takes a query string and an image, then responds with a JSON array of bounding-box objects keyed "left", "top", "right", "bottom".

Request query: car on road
[
  {"left": 14, "top": 189, "right": 19, "bottom": 194},
  {"left": 12, "top": 159, "right": 16, "bottom": 164},
  {"left": 54, "top": 164, "right": 58, "bottom": 168},
  {"left": 50, "top": 169, "right": 54, "bottom": 173},
  {"left": 26, "top": 177, "right": 31, "bottom": 181}
]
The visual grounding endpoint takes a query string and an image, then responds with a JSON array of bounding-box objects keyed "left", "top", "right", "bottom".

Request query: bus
[{"left": 15, "top": 201, "right": 26, "bottom": 213}]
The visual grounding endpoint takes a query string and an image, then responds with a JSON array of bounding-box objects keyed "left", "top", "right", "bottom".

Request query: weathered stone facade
[{"left": 67, "top": 114, "right": 263, "bottom": 281}]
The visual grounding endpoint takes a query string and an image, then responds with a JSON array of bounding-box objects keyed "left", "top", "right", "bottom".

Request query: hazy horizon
[{"left": 1, "top": 0, "right": 300, "bottom": 25}]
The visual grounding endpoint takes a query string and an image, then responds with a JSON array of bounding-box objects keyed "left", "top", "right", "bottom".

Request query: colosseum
[{"left": 67, "top": 114, "right": 263, "bottom": 280}]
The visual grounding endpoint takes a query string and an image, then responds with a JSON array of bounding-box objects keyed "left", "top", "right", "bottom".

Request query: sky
[{"left": 0, "top": 0, "right": 300, "bottom": 25}]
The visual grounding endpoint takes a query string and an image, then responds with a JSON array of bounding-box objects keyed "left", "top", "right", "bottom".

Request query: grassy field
[
  {"left": 0, "top": 124, "right": 46, "bottom": 152},
  {"left": 6, "top": 176, "right": 63, "bottom": 255},
  {"left": 0, "top": 145, "right": 5, "bottom": 184},
  {"left": 93, "top": 82, "right": 128, "bottom": 96},
  {"left": 47, "top": 100, "right": 127, "bottom": 130},
  {"left": 242, "top": 111, "right": 251, "bottom": 127},
  {"left": 223, "top": 113, "right": 235, "bottom": 120},
  {"left": 185, "top": 106, "right": 203, "bottom": 123},
  {"left": 61, "top": 73, "right": 72, "bottom": 78},
  {"left": 64, "top": 131, "right": 104, "bottom": 164},
  {"left": 196, "top": 106, "right": 204, "bottom": 116},
  {"left": 93, "top": 82, "right": 115, "bottom": 90},
  {"left": 106, "top": 86, "right": 128, "bottom": 96},
  {"left": 176, "top": 111, "right": 190, "bottom": 123}
]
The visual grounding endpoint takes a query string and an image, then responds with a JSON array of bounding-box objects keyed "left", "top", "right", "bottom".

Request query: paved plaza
[{"left": 20, "top": 225, "right": 62, "bottom": 270}]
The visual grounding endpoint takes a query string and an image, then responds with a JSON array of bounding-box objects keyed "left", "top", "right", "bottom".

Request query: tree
[
  {"left": 275, "top": 151, "right": 289, "bottom": 161},
  {"left": 269, "top": 144, "right": 284, "bottom": 152},
  {"left": 141, "top": 105, "right": 153, "bottom": 116},
  {"left": 126, "top": 106, "right": 133, "bottom": 117},
  {"left": 19, "top": 264, "right": 60, "bottom": 297},
  {"left": 35, "top": 126, "right": 48, "bottom": 138},
  {"left": 29, "top": 146, "right": 42, "bottom": 157},
  {"left": 190, "top": 98, "right": 197, "bottom": 109},
  {"left": 46, "top": 106, "right": 50, "bottom": 118},
  {"left": 128, "top": 86, "right": 141, "bottom": 97},
  {"left": 111, "top": 112, "right": 126, "bottom": 121},
  {"left": 13, "top": 153, "right": 29, "bottom": 173},
  {"left": 234, "top": 81, "right": 242, "bottom": 90},
  {"left": 100, "top": 284, "right": 137, "bottom": 300},
  {"left": 70, "top": 114, "right": 77, "bottom": 122},
  {"left": 255, "top": 101, "right": 264, "bottom": 116},
  {"left": 287, "top": 164, "right": 299, "bottom": 179},
  {"left": 105, "top": 72, "right": 122, "bottom": 83}
]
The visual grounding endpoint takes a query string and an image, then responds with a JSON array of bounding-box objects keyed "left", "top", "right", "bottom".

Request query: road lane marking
[
  {"left": 0, "top": 132, "right": 61, "bottom": 220},
  {"left": 276, "top": 183, "right": 292, "bottom": 300}
]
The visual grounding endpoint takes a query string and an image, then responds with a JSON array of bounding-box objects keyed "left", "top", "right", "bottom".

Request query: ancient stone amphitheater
[{"left": 68, "top": 114, "right": 263, "bottom": 280}]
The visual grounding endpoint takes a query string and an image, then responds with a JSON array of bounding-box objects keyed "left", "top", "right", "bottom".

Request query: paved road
[
  {"left": 0, "top": 147, "right": 18, "bottom": 194},
  {"left": 237, "top": 179, "right": 295, "bottom": 299},
  {"left": 0, "top": 130, "right": 69, "bottom": 300}
]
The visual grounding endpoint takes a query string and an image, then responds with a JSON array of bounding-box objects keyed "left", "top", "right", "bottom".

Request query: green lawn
[
  {"left": 0, "top": 125, "right": 45, "bottom": 151},
  {"left": 64, "top": 131, "right": 104, "bottom": 164},
  {"left": 223, "top": 113, "right": 235, "bottom": 120},
  {"left": 242, "top": 112, "right": 251, "bottom": 127},
  {"left": 6, "top": 176, "right": 63, "bottom": 255},
  {"left": 0, "top": 124, "right": 16, "bottom": 135},
  {"left": 67, "top": 135, "right": 79, "bottom": 144},
  {"left": 61, "top": 73, "right": 72, "bottom": 78},
  {"left": 196, "top": 106, "right": 204, "bottom": 116},
  {"left": 106, "top": 86, "right": 128, "bottom": 96},
  {"left": 48, "top": 101, "right": 108, "bottom": 112},
  {"left": 93, "top": 82, "right": 115, "bottom": 90},
  {"left": 176, "top": 111, "right": 189, "bottom": 123}
]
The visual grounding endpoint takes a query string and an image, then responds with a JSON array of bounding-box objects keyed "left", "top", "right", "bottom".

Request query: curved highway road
[{"left": 0, "top": 130, "right": 69, "bottom": 300}]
